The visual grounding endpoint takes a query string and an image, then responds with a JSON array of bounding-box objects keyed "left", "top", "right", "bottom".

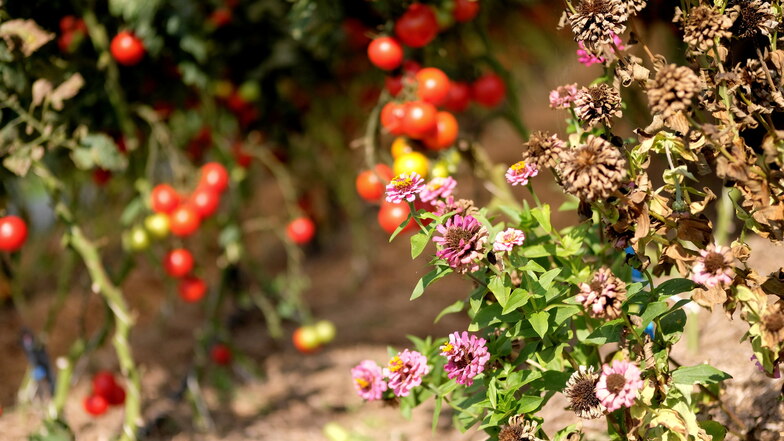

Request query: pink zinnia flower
[
  {"left": 691, "top": 244, "right": 734, "bottom": 288},
  {"left": 351, "top": 360, "right": 388, "bottom": 400},
  {"left": 549, "top": 83, "right": 579, "bottom": 109},
  {"left": 493, "top": 228, "right": 526, "bottom": 253},
  {"left": 577, "top": 33, "right": 625, "bottom": 66},
  {"left": 505, "top": 161, "right": 539, "bottom": 186},
  {"left": 595, "top": 360, "right": 643, "bottom": 412},
  {"left": 385, "top": 173, "right": 425, "bottom": 204},
  {"left": 420, "top": 176, "right": 457, "bottom": 203},
  {"left": 440, "top": 331, "right": 491, "bottom": 386},
  {"left": 432, "top": 214, "right": 488, "bottom": 273},
  {"left": 384, "top": 349, "right": 430, "bottom": 397}
]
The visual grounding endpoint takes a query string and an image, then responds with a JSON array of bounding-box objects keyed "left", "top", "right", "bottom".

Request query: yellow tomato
[
  {"left": 391, "top": 137, "right": 414, "bottom": 159},
  {"left": 431, "top": 161, "right": 450, "bottom": 178},
  {"left": 394, "top": 152, "right": 429, "bottom": 177}
]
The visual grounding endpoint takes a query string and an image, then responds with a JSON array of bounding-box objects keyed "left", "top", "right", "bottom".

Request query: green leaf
[
  {"left": 78, "top": 134, "right": 127, "bottom": 171},
  {"left": 583, "top": 319, "right": 624, "bottom": 345},
  {"left": 515, "top": 395, "right": 544, "bottom": 414},
  {"left": 529, "top": 311, "right": 549, "bottom": 338},
  {"left": 410, "top": 265, "right": 452, "bottom": 300},
  {"left": 672, "top": 364, "right": 731, "bottom": 385},
  {"left": 699, "top": 421, "right": 726, "bottom": 441},
  {"left": 487, "top": 377, "right": 498, "bottom": 409},
  {"left": 431, "top": 395, "right": 442, "bottom": 433},
  {"left": 435, "top": 300, "right": 464, "bottom": 323},
  {"left": 660, "top": 309, "right": 687, "bottom": 344},
  {"left": 410, "top": 231, "right": 430, "bottom": 259},
  {"left": 638, "top": 301, "right": 669, "bottom": 328},
  {"left": 538, "top": 268, "right": 561, "bottom": 291},
  {"left": 489, "top": 275, "right": 511, "bottom": 308},
  {"left": 530, "top": 204, "right": 552, "bottom": 233},
  {"left": 655, "top": 278, "right": 697, "bottom": 299},
  {"left": 501, "top": 288, "right": 530, "bottom": 314}
]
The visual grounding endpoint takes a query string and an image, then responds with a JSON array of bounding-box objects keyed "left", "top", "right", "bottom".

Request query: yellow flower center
[
  {"left": 441, "top": 343, "right": 454, "bottom": 353},
  {"left": 510, "top": 161, "right": 527, "bottom": 172},
  {"left": 394, "top": 177, "right": 413, "bottom": 189},
  {"left": 388, "top": 356, "right": 404, "bottom": 372},
  {"left": 355, "top": 378, "right": 370, "bottom": 389}
]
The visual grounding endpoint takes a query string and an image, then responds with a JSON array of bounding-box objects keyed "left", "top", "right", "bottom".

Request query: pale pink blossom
[
  {"left": 505, "top": 161, "right": 539, "bottom": 186},
  {"left": 385, "top": 173, "right": 425, "bottom": 204},
  {"left": 595, "top": 360, "right": 643, "bottom": 412},
  {"left": 420, "top": 176, "right": 457, "bottom": 203},
  {"left": 440, "top": 331, "right": 491, "bottom": 386},
  {"left": 384, "top": 349, "right": 430, "bottom": 397},
  {"left": 351, "top": 360, "right": 388, "bottom": 400},
  {"left": 493, "top": 228, "right": 526, "bottom": 253}
]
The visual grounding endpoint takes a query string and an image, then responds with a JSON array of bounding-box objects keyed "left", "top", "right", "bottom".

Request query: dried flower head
[
  {"left": 432, "top": 214, "right": 488, "bottom": 273},
  {"left": 563, "top": 366, "right": 604, "bottom": 419},
  {"left": 729, "top": 0, "right": 778, "bottom": 39},
  {"left": 558, "top": 135, "right": 627, "bottom": 202},
  {"left": 549, "top": 83, "right": 579, "bottom": 109},
  {"left": 691, "top": 244, "right": 734, "bottom": 288},
  {"left": 647, "top": 64, "right": 701, "bottom": 122},
  {"left": 574, "top": 83, "right": 623, "bottom": 128},
  {"left": 420, "top": 176, "right": 457, "bottom": 203},
  {"left": 595, "top": 360, "right": 643, "bottom": 412},
  {"left": 384, "top": 349, "right": 430, "bottom": 397},
  {"left": 385, "top": 173, "right": 425, "bottom": 203},
  {"left": 566, "top": 0, "right": 628, "bottom": 50},
  {"left": 761, "top": 302, "right": 784, "bottom": 349},
  {"left": 351, "top": 360, "right": 388, "bottom": 401},
  {"left": 506, "top": 161, "right": 539, "bottom": 186},
  {"left": 432, "top": 196, "right": 478, "bottom": 218},
  {"left": 493, "top": 228, "right": 526, "bottom": 253},
  {"left": 498, "top": 415, "right": 544, "bottom": 441},
  {"left": 673, "top": 5, "right": 733, "bottom": 53},
  {"left": 521, "top": 131, "right": 566, "bottom": 169},
  {"left": 440, "top": 331, "right": 491, "bottom": 386},
  {"left": 621, "top": 0, "right": 647, "bottom": 16},
  {"left": 576, "top": 267, "right": 627, "bottom": 319}
]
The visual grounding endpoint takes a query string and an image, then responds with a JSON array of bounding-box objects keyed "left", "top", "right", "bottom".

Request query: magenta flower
[
  {"left": 432, "top": 214, "right": 488, "bottom": 273},
  {"left": 384, "top": 349, "right": 430, "bottom": 397},
  {"left": 691, "top": 244, "right": 734, "bottom": 288},
  {"left": 351, "top": 360, "right": 388, "bottom": 400},
  {"left": 420, "top": 176, "right": 457, "bottom": 203},
  {"left": 577, "top": 33, "right": 625, "bottom": 66},
  {"left": 595, "top": 360, "right": 643, "bottom": 412},
  {"left": 751, "top": 355, "right": 781, "bottom": 379},
  {"left": 493, "top": 228, "right": 526, "bottom": 253},
  {"left": 385, "top": 173, "right": 425, "bottom": 204},
  {"left": 505, "top": 161, "right": 539, "bottom": 186},
  {"left": 440, "top": 331, "right": 491, "bottom": 386},
  {"left": 549, "top": 83, "right": 579, "bottom": 109}
]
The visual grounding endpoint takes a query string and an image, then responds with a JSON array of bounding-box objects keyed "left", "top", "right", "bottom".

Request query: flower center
[
  {"left": 764, "top": 312, "right": 784, "bottom": 333},
  {"left": 388, "top": 356, "right": 404, "bottom": 372},
  {"left": 703, "top": 251, "right": 726, "bottom": 274},
  {"left": 578, "top": 0, "right": 610, "bottom": 15},
  {"left": 735, "top": 6, "right": 766, "bottom": 37},
  {"left": 445, "top": 226, "right": 474, "bottom": 249},
  {"left": 355, "top": 378, "right": 370, "bottom": 389},
  {"left": 394, "top": 177, "right": 414, "bottom": 190},
  {"left": 440, "top": 342, "right": 454, "bottom": 354},
  {"left": 606, "top": 373, "right": 627, "bottom": 394},
  {"left": 510, "top": 161, "right": 528, "bottom": 173},
  {"left": 575, "top": 147, "right": 597, "bottom": 168}
]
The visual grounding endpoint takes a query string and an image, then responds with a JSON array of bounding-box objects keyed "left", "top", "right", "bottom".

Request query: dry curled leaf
[
  {"left": 692, "top": 285, "right": 728, "bottom": 310},
  {"left": 0, "top": 19, "right": 54, "bottom": 56},
  {"left": 50, "top": 73, "right": 85, "bottom": 111}
]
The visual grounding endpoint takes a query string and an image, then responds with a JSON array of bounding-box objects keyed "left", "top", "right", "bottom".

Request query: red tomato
[
  {"left": 189, "top": 187, "right": 221, "bottom": 218},
  {"left": 402, "top": 101, "right": 438, "bottom": 139},
  {"left": 423, "top": 111, "right": 459, "bottom": 151},
  {"left": 233, "top": 142, "right": 253, "bottom": 168},
  {"left": 378, "top": 201, "right": 416, "bottom": 234},
  {"left": 472, "top": 73, "right": 506, "bottom": 108},
  {"left": 110, "top": 31, "right": 145, "bottom": 66},
  {"left": 444, "top": 81, "right": 471, "bottom": 113},
  {"left": 292, "top": 326, "right": 321, "bottom": 354},
  {"left": 169, "top": 205, "right": 201, "bottom": 237},
  {"left": 380, "top": 102, "right": 407, "bottom": 135},
  {"left": 199, "top": 162, "right": 229, "bottom": 193},
  {"left": 356, "top": 164, "right": 394, "bottom": 203},
  {"left": 210, "top": 344, "right": 232, "bottom": 365},
  {"left": 209, "top": 8, "right": 232, "bottom": 27},
  {"left": 84, "top": 395, "right": 108, "bottom": 416},
  {"left": 150, "top": 184, "right": 181, "bottom": 214},
  {"left": 0, "top": 216, "right": 28, "bottom": 252},
  {"left": 107, "top": 385, "right": 126, "bottom": 406},
  {"left": 91, "top": 372, "right": 117, "bottom": 400},
  {"left": 402, "top": 60, "right": 422, "bottom": 75},
  {"left": 394, "top": 3, "right": 439, "bottom": 48},
  {"left": 385, "top": 75, "right": 403, "bottom": 97},
  {"left": 92, "top": 169, "right": 112, "bottom": 186},
  {"left": 287, "top": 217, "right": 316, "bottom": 245},
  {"left": 164, "top": 249, "right": 194, "bottom": 278},
  {"left": 367, "top": 36, "right": 404, "bottom": 70},
  {"left": 415, "top": 67, "right": 451, "bottom": 106},
  {"left": 60, "top": 16, "right": 77, "bottom": 32},
  {"left": 178, "top": 276, "right": 207, "bottom": 302},
  {"left": 453, "top": 0, "right": 480, "bottom": 22}
]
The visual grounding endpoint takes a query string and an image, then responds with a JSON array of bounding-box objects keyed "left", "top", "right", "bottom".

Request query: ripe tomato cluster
[
  {"left": 292, "top": 320, "right": 336, "bottom": 354},
  {"left": 0, "top": 215, "right": 28, "bottom": 252},
  {"left": 58, "top": 16, "right": 87, "bottom": 54},
  {"left": 83, "top": 371, "right": 125, "bottom": 416}
]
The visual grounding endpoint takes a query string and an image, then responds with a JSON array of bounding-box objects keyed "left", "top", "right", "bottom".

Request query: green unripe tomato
[
  {"left": 435, "top": 8, "right": 455, "bottom": 29},
  {"left": 124, "top": 226, "right": 150, "bottom": 252},
  {"left": 314, "top": 320, "right": 336, "bottom": 344},
  {"left": 238, "top": 81, "right": 261, "bottom": 102},
  {"left": 431, "top": 161, "right": 450, "bottom": 178},
  {"left": 144, "top": 213, "right": 170, "bottom": 239}
]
